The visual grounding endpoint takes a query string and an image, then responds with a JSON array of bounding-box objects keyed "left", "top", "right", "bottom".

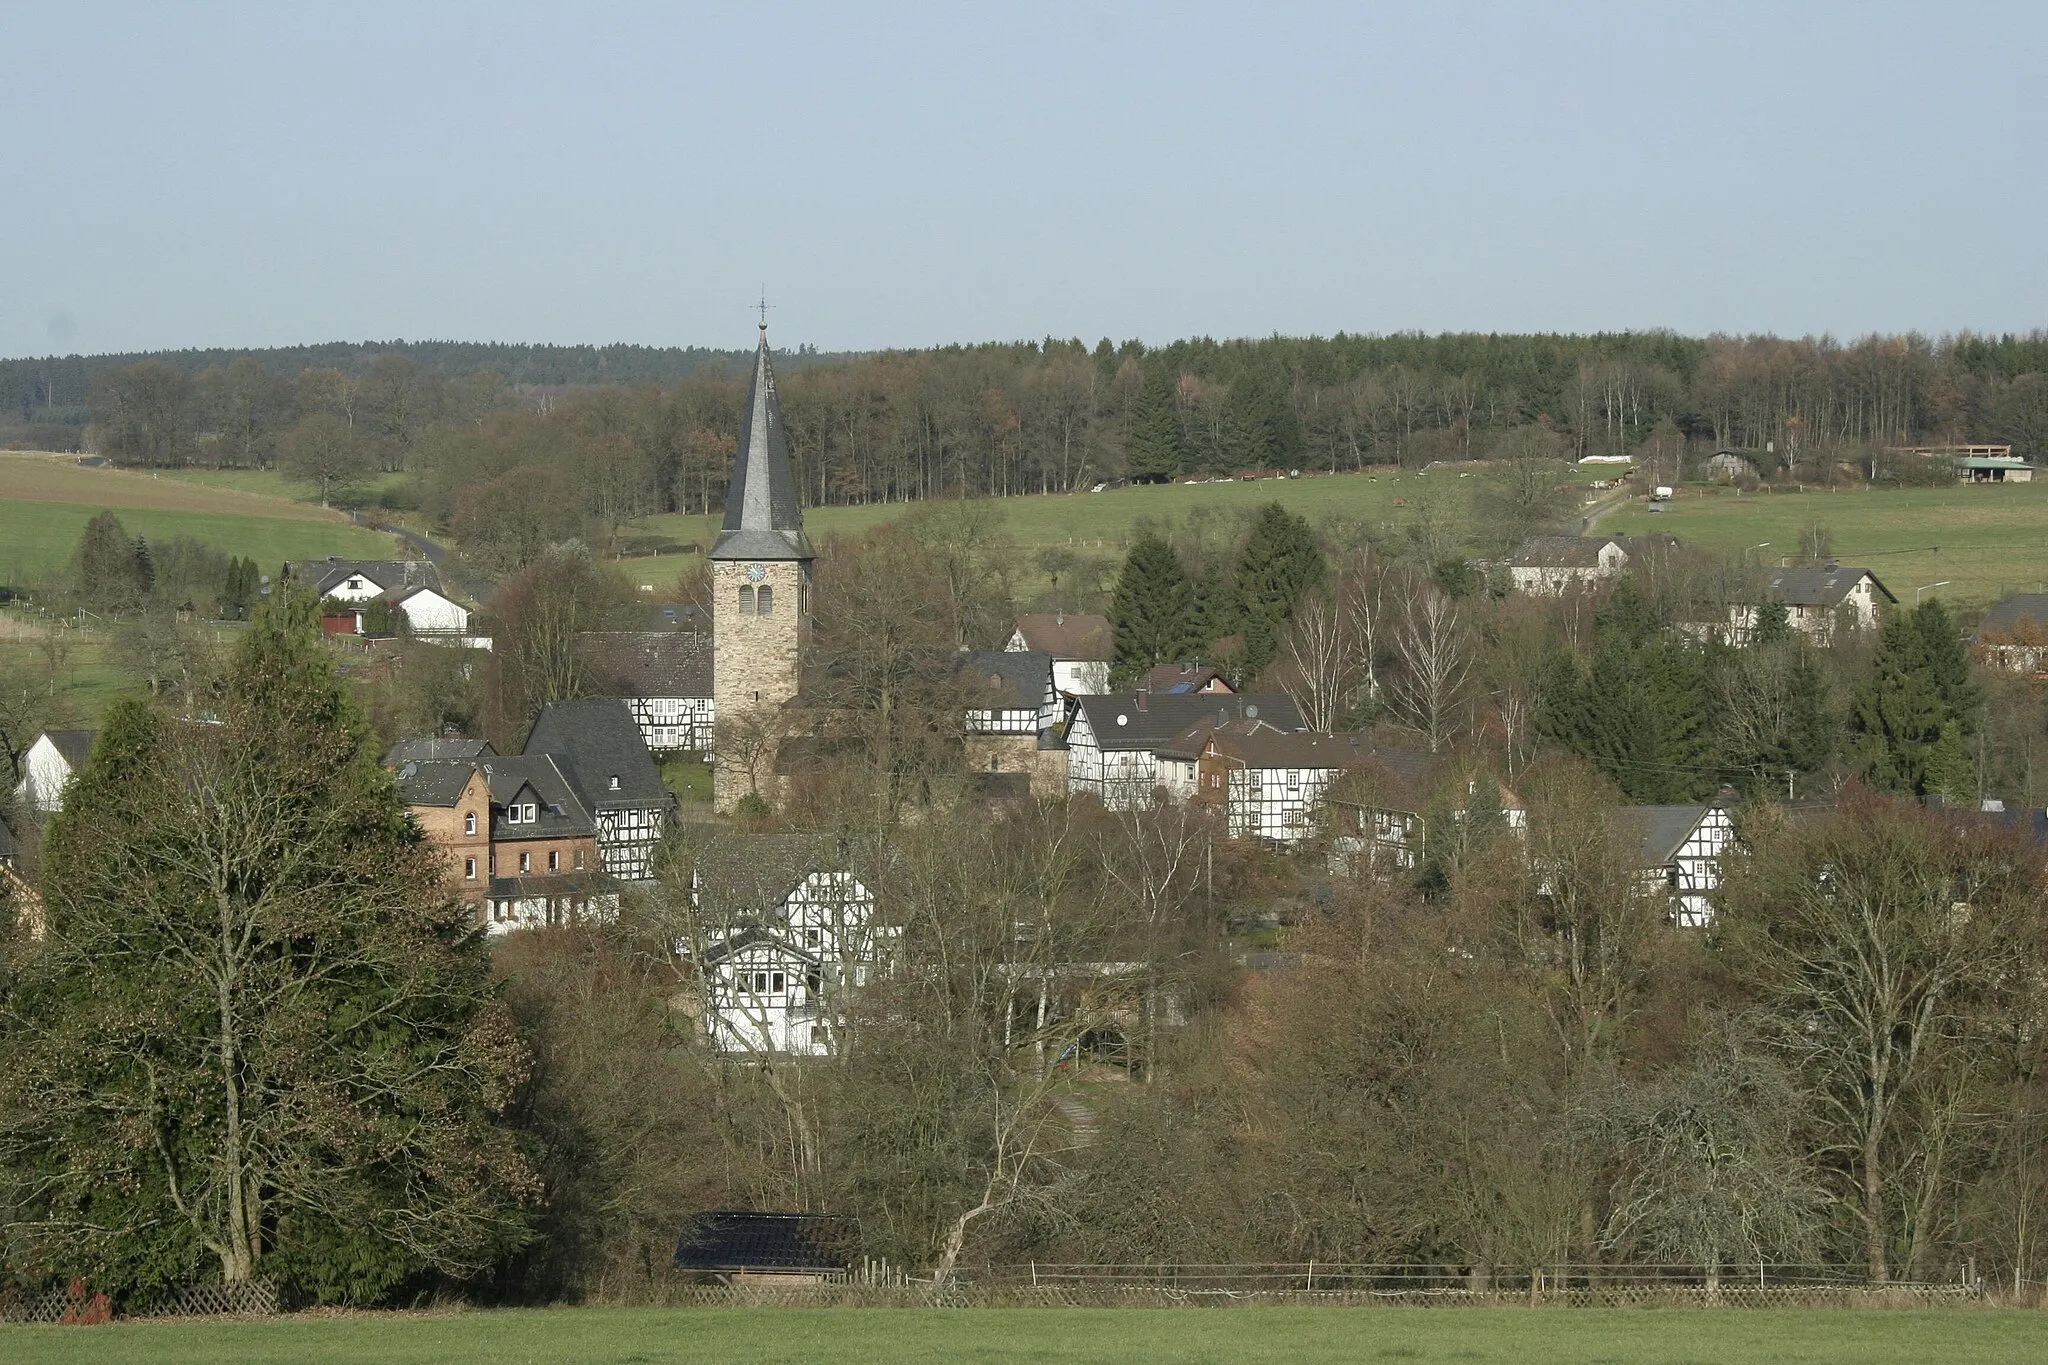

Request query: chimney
[{"left": 1135, "top": 686, "right": 1149, "bottom": 713}]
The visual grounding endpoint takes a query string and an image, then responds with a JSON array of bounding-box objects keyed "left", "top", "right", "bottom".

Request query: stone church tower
[{"left": 711, "top": 324, "right": 814, "bottom": 810}]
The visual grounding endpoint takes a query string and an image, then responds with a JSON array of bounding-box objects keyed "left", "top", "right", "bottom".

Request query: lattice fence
[{"left": 0, "top": 1280, "right": 277, "bottom": 1324}]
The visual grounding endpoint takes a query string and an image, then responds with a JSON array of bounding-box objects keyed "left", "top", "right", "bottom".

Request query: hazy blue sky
[{"left": 4, "top": 1, "right": 2043, "bottom": 357}]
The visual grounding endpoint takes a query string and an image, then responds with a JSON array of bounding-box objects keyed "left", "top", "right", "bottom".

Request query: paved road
[{"left": 351, "top": 512, "right": 448, "bottom": 564}]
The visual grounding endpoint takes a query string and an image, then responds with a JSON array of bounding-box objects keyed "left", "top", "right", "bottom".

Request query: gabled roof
[
  {"left": 584, "top": 631, "right": 714, "bottom": 699},
  {"left": 1509, "top": 535, "right": 1619, "bottom": 568},
  {"left": 1314, "top": 745, "right": 1443, "bottom": 815},
  {"left": 385, "top": 737, "right": 496, "bottom": 766},
  {"left": 957, "top": 649, "right": 1054, "bottom": 711},
  {"left": 302, "top": 558, "right": 443, "bottom": 599},
  {"left": 1977, "top": 594, "right": 2048, "bottom": 640},
  {"left": 701, "top": 925, "right": 823, "bottom": 969},
  {"left": 1198, "top": 720, "right": 1374, "bottom": 771},
  {"left": 1766, "top": 566, "right": 1895, "bottom": 608},
  {"left": 1145, "top": 664, "right": 1234, "bottom": 694},
  {"left": 523, "top": 698, "right": 667, "bottom": 810},
  {"left": 694, "top": 833, "right": 849, "bottom": 921},
  {"left": 479, "top": 755, "right": 596, "bottom": 839},
  {"left": 37, "top": 729, "right": 95, "bottom": 769},
  {"left": 394, "top": 758, "right": 488, "bottom": 807},
  {"left": 710, "top": 333, "right": 813, "bottom": 562},
  {"left": 1011, "top": 612, "right": 1112, "bottom": 661},
  {"left": 1622, "top": 804, "right": 1712, "bottom": 867},
  {"left": 673, "top": 1211, "right": 855, "bottom": 1273},
  {"left": 1072, "top": 692, "right": 1305, "bottom": 752}
]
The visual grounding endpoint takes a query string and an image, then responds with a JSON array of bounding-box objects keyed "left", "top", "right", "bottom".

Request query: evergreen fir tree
[
  {"left": 1234, "top": 502, "right": 1325, "bottom": 680},
  {"left": 1109, "top": 534, "right": 1200, "bottom": 687},
  {"left": 1849, "top": 609, "right": 1949, "bottom": 792},
  {"left": 1126, "top": 367, "right": 1185, "bottom": 481},
  {"left": 1751, "top": 599, "right": 1792, "bottom": 646},
  {"left": 1541, "top": 578, "right": 1712, "bottom": 801},
  {"left": 71, "top": 508, "right": 152, "bottom": 612},
  {"left": 1227, "top": 369, "right": 1304, "bottom": 468}
]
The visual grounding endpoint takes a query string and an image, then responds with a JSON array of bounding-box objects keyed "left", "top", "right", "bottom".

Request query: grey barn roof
[
  {"left": 957, "top": 649, "right": 1054, "bottom": 711},
  {"left": 1072, "top": 692, "right": 1305, "bottom": 751},
  {"left": 385, "top": 737, "right": 496, "bottom": 766},
  {"left": 523, "top": 698, "right": 667, "bottom": 810},
  {"left": 710, "top": 333, "right": 814, "bottom": 562},
  {"left": 584, "top": 631, "right": 715, "bottom": 699},
  {"left": 1978, "top": 594, "right": 2048, "bottom": 639},
  {"left": 1765, "top": 566, "right": 1894, "bottom": 608},
  {"left": 41, "top": 729, "right": 95, "bottom": 769}
]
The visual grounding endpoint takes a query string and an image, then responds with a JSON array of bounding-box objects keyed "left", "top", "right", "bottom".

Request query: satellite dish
[
  {"left": 1245, "top": 705, "right": 1259, "bottom": 719},
  {"left": 1116, "top": 714, "right": 1129, "bottom": 726}
]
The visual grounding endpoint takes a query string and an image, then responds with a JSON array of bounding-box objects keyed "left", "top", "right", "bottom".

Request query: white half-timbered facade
[
  {"left": 583, "top": 631, "right": 716, "bottom": 756},
  {"left": 1626, "top": 803, "right": 1736, "bottom": 927},
  {"left": 1065, "top": 693, "right": 1305, "bottom": 811},
  {"left": 523, "top": 698, "right": 674, "bottom": 882}
]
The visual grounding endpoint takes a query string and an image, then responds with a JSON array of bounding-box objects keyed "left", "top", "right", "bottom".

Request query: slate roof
[
  {"left": 1509, "top": 535, "right": 1618, "bottom": 568},
  {"left": 1765, "top": 566, "right": 1895, "bottom": 608},
  {"left": 673, "top": 1211, "right": 855, "bottom": 1273},
  {"left": 1622, "top": 804, "right": 1710, "bottom": 867},
  {"left": 583, "top": 631, "right": 714, "bottom": 698},
  {"left": 393, "top": 758, "right": 486, "bottom": 807},
  {"left": 700, "top": 925, "right": 823, "bottom": 969},
  {"left": 1317, "top": 746, "right": 1443, "bottom": 814},
  {"left": 301, "top": 558, "right": 443, "bottom": 600},
  {"left": 385, "top": 737, "right": 496, "bottom": 766},
  {"left": 1196, "top": 720, "right": 1374, "bottom": 770},
  {"left": 39, "top": 729, "right": 95, "bottom": 769},
  {"left": 710, "top": 335, "right": 814, "bottom": 562},
  {"left": 1072, "top": 692, "right": 1305, "bottom": 752},
  {"left": 693, "top": 833, "right": 846, "bottom": 921},
  {"left": 479, "top": 755, "right": 596, "bottom": 839},
  {"left": 1977, "top": 594, "right": 2048, "bottom": 640},
  {"left": 1011, "top": 612, "right": 1113, "bottom": 661},
  {"left": 1145, "top": 664, "right": 1233, "bottom": 695},
  {"left": 957, "top": 649, "right": 1054, "bottom": 711},
  {"left": 523, "top": 698, "right": 667, "bottom": 811},
  {"left": 640, "top": 601, "right": 710, "bottom": 632}
]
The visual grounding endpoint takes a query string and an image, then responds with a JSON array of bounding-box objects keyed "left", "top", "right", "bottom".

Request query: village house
[
  {"left": 1170, "top": 718, "right": 1375, "bottom": 844},
  {"left": 1973, "top": 593, "right": 2048, "bottom": 675},
  {"left": 686, "top": 833, "right": 887, "bottom": 1057},
  {"left": 393, "top": 754, "right": 613, "bottom": 933},
  {"left": 956, "top": 648, "right": 1067, "bottom": 796},
  {"left": 292, "top": 558, "right": 481, "bottom": 642},
  {"left": 1066, "top": 691, "right": 1304, "bottom": 810},
  {"left": 1006, "top": 612, "right": 1113, "bottom": 695},
  {"left": 1505, "top": 535, "right": 1631, "bottom": 594},
  {"left": 14, "top": 729, "right": 94, "bottom": 813},
  {"left": 523, "top": 698, "right": 674, "bottom": 880},
  {"left": 1144, "top": 663, "right": 1234, "bottom": 695},
  {"left": 1624, "top": 802, "right": 1735, "bottom": 928},
  {"left": 584, "top": 629, "right": 716, "bottom": 755},
  {"left": 1728, "top": 565, "right": 1894, "bottom": 643},
  {"left": 1323, "top": 754, "right": 1529, "bottom": 871}
]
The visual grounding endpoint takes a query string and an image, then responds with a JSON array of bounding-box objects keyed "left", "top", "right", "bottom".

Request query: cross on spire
[{"left": 755, "top": 289, "right": 773, "bottom": 334}]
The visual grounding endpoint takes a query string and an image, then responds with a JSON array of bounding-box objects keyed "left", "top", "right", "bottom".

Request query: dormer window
[
  {"left": 608, "top": 774, "right": 620, "bottom": 791},
  {"left": 522, "top": 802, "right": 536, "bottom": 823}
]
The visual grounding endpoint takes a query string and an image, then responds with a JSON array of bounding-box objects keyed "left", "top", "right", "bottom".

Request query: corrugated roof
[
  {"left": 1011, "top": 612, "right": 1113, "bottom": 661},
  {"left": 523, "top": 698, "right": 667, "bottom": 810},
  {"left": 584, "top": 631, "right": 714, "bottom": 698},
  {"left": 1073, "top": 692, "right": 1305, "bottom": 751},
  {"left": 710, "top": 335, "right": 814, "bottom": 562}
]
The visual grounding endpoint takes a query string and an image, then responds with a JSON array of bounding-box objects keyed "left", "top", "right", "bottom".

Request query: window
[
  {"left": 504, "top": 805, "right": 519, "bottom": 825},
  {"left": 519, "top": 852, "right": 531, "bottom": 874},
  {"left": 464, "top": 811, "right": 476, "bottom": 836},
  {"left": 548, "top": 850, "right": 559, "bottom": 871},
  {"left": 771, "top": 972, "right": 785, "bottom": 993},
  {"left": 464, "top": 857, "right": 477, "bottom": 880},
  {"left": 522, "top": 803, "right": 536, "bottom": 823},
  {"left": 757, "top": 585, "right": 773, "bottom": 615},
  {"left": 608, "top": 774, "right": 620, "bottom": 791},
  {"left": 574, "top": 849, "right": 585, "bottom": 870},
  {"left": 738, "top": 584, "right": 755, "bottom": 614}
]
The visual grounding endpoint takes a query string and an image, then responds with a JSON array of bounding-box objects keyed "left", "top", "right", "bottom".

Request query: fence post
[
  {"left": 1306, "top": 1259, "right": 1314, "bottom": 1293},
  {"left": 1031, "top": 1261, "right": 1038, "bottom": 1289}
]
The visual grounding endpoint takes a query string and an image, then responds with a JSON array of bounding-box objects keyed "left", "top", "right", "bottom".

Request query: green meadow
[
  {"left": 0, "top": 500, "right": 396, "bottom": 588},
  {"left": 3, "top": 1306, "right": 2043, "bottom": 1365}
]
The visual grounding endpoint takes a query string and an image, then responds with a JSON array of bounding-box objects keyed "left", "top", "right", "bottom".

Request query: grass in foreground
[
  {"left": 1600, "top": 482, "right": 2048, "bottom": 610},
  {"left": 3, "top": 1306, "right": 2042, "bottom": 1365}
]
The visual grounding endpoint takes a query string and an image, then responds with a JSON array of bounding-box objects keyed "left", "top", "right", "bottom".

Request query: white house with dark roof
[
  {"left": 1974, "top": 593, "right": 2048, "bottom": 674},
  {"left": 294, "top": 557, "right": 478, "bottom": 641},
  {"left": 523, "top": 697, "right": 674, "bottom": 880},
  {"left": 1729, "top": 566, "right": 1894, "bottom": 643},
  {"left": 1176, "top": 718, "right": 1374, "bottom": 844},
  {"left": 1623, "top": 803, "right": 1735, "bottom": 928},
  {"left": 15, "top": 729, "right": 94, "bottom": 813},
  {"left": 1066, "top": 692, "right": 1305, "bottom": 809},
  {"left": 1007, "top": 612, "right": 1113, "bottom": 695},
  {"left": 1506, "top": 535, "right": 1631, "bottom": 594},
  {"left": 584, "top": 630, "right": 716, "bottom": 755}
]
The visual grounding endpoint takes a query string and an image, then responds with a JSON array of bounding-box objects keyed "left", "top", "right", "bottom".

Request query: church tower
[{"left": 711, "top": 323, "right": 813, "bottom": 810}]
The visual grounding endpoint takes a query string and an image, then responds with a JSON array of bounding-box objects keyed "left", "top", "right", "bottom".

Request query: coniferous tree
[
  {"left": 1125, "top": 368, "right": 1185, "bottom": 481},
  {"left": 70, "top": 508, "right": 153, "bottom": 612},
  {"left": 1110, "top": 534, "right": 1200, "bottom": 687},
  {"left": 1849, "top": 600, "right": 1982, "bottom": 793},
  {"left": 1540, "top": 578, "right": 1712, "bottom": 802},
  {"left": 0, "top": 590, "right": 536, "bottom": 1303},
  {"left": 1234, "top": 503, "right": 1325, "bottom": 681}
]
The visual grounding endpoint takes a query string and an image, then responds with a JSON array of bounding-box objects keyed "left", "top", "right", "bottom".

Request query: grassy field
[
  {"left": 0, "top": 452, "right": 395, "bottom": 586},
  {"left": 1600, "top": 482, "right": 2048, "bottom": 610},
  {"left": 3, "top": 1306, "right": 2044, "bottom": 1365}
]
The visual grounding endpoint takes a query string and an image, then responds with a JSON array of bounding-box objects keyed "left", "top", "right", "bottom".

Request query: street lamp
[
  {"left": 1751, "top": 542, "right": 1771, "bottom": 564},
  {"left": 1916, "top": 580, "right": 1950, "bottom": 602}
]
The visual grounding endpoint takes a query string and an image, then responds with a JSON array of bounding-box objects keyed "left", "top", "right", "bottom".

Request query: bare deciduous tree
[{"left": 1388, "top": 586, "right": 1472, "bottom": 753}]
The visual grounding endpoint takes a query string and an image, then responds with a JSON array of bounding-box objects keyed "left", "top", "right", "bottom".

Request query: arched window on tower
[
  {"left": 738, "top": 584, "right": 755, "bottom": 614},
  {"left": 757, "top": 584, "right": 774, "bottom": 615}
]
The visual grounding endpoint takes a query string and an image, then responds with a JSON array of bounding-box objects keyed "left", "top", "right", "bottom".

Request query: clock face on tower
[{"left": 746, "top": 563, "right": 766, "bottom": 583}]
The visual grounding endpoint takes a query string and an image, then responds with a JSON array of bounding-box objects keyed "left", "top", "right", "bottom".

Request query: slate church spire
[{"left": 710, "top": 323, "right": 813, "bottom": 562}]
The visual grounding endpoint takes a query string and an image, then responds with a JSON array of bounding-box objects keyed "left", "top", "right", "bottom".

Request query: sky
[{"left": 3, "top": 1, "right": 2043, "bottom": 358}]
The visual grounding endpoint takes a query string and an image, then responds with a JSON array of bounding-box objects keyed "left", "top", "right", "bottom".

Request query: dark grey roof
[
  {"left": 701, "top": 925, "right": 822, "bottom": 969},
  {"left": 673, "top": 1211, "right": 854, "bottom": 1273},
  {"left": 1978, "top": 594, "right": 2048, "bottom": 640},
  {"left": 1072, "top": 692, "right": 1305, "bottom": 751},
  {"left": 710, "top": 335, "right": 814, "bottom": 562},
  {"left": 385, "top": 737, "right": 496, "bottom": 766},
  {"left": 1200, "top": 721, "right": 1374, "bottom": 770},
  {"left": 480, "top": 755, "right": 595, "bottom": 839},
  {"left": 1766, "top": 566, "right": 1895, "bottom": 608},
  {"left": 1509, "top": 535, "right": 1617, "bottom": 568},
  {"left": 1011, "top": 612, "right": 1112, "bottom": 661},
  {"left": 957, "top": 650, "right": 1054, "bottom": 711},
  {"left": 583, "top": 632, "right": 714, "bottom": 699},
  {"left": 40, "top": 729, "right": 95, "bottom": 768},
  {"left": 694, "top": 833, "right": 845, "bottom": 921},
  {"left": 302, "top": 559, "right": 443, "bottom": 600},
  {"left": 394, "top": 758, "right": 486, "bottom": 807},
  {"left": 641, "top": 601, "right": 710, "bottom": 632},
  {"left": 524, "top": 698, "right": 668, "bottom": 810},
  {"left": 1623, "top": 804, "right": 1710, "bottom": 867}
]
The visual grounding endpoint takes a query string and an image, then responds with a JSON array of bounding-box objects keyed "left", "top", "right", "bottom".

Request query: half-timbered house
[
  {"left": 523, "top": 697, "right": 674, "bottom": 880},
  {"left": 1624, "top": 802, "right": 1735, "bottom": 927},
  {"left": 1065, "top": 691, "right": 1304, "bottom": 810}
]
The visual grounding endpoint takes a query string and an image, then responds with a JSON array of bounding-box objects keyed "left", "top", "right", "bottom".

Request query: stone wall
[{"left": 712, "top": 558, "right": 810, "bottom": 809}]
